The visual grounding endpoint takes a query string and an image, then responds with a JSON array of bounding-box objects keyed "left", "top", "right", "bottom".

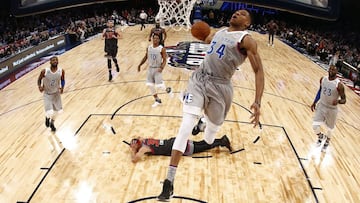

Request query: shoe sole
[
  {"left": 157, "top": 194, "right": 173, "bottom": 202},
  {"left": 152, "top": 103, "right": 161, "bottom": 107}
]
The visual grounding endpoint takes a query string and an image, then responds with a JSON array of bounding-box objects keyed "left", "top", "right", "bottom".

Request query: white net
[{"left": 156, "top": 0, "right": 198, "bottom": 31}]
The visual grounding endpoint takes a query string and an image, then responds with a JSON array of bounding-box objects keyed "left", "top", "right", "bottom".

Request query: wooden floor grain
[{"left": 0, "top": 25, "right": 359, "bottom": 203}]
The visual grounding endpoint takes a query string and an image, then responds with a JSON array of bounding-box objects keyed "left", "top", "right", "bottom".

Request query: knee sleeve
[
  {"left": 204, "top": 116, "right": 220, "bottom": 145},
  {"left": 51, "top": 112, "right": 58, "bottom": 120},
  {"left": 172, "top": 113, "right": 198, "bottom": 153},
  {"left": 46, "top": 110, "right": 54, "bottom": 119},
  {"left": 148, "top": 85, "right": 156, "bottom": 95},
  {"left": 156, "top": 83, "right": 166, "bottom": 91},
  {"left": 312, "top": 125, "right": 321, "bottom": 135}
]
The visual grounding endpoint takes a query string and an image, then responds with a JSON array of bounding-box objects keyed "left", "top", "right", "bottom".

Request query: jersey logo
[
  {"left": 165, "top": 41, "right": 208, "bottom": 70},
  {"left": 183, "top": 93, "right": 193, "bottom": 104}
]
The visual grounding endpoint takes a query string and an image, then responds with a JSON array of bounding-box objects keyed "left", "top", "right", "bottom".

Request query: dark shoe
[
  {"left": 316, "top": 133, "right": 326, "bottom": 147},
  {"left": 322, "top": 141, "right": 329, "bottom": 152},
  {"left": 152, "top": 99, "right": 162, "bottom": 107},
  {"left": 50, "top": 121, "right": 56, "bottom": 132},
  {"left": 109, "top": 73, "right": 113, "bottom": 81},
  {"left": 45, "top": 117, "right": 50, "bottom": 127},
  {"left": 220, "top": 135, "right": 232, "bottom": 152},
  {"left": 192, "top": 117, "right": 206, "bottom": 135},
  {"left": 116, "top": 66, "right": 120, "bottom": 72},
  {"left": 166, "top": 87, "right": 172, "bottom": 93},
  {"left": 157, "top": 179, "right": 173, "bottom": 202}
]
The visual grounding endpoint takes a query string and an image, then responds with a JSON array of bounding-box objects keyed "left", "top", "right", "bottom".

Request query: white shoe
[{"left": 152, "top": 100, "right": 162, "bottom": 107}]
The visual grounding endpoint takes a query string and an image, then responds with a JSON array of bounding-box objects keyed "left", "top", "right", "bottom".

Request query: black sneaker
[
  {"left": 322, "top": 141, "right": 329, "bottom": 152},
  {"left": 166, "top": 87, "right": 172, "bottom": 93},
  {"left": 192, "top": 117, "right": 206, "bottom": 135},
  {"left": 50, "top": 121, "right": 56, "bottom": 132},
  {"left": 152, "top": 99, "right": 162, "bottom": 108},
  {"left": 45, "top": 117, "right": 50, "bottom": 127},
  {"left": 116, "top": 66, "right": 120, "bottom": 72},
  {"left": 157, "top": 179, "right": 173, "bottom": 202},
  {"left": 109, "top": 73, "right": 113, "bottom": 81},
  {"left": 220, "top": 135, "right": 232, "bottom": 152}
]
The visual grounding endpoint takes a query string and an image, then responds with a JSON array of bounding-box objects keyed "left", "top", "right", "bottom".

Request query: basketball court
[{"left": 1, "top": 17, "right": 360, "bottom": 203}]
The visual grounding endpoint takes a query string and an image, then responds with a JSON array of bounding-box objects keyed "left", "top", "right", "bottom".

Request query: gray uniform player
[
  {"left": 311, "top": 64, "right": 346, "bottom": 152},
  {"left": 138, "top": 34, "right": 171, "bottom": 107},
  {"left": 158, "top": 10, "right": 265, "bottom": 201},
  {"left": 37, "top": 56, "right": 65, "bottom": 132}
]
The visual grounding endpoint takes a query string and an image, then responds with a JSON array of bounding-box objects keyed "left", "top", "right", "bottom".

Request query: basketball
[{"left": 191, "top": 21, "right": 211, "bottom": 41}]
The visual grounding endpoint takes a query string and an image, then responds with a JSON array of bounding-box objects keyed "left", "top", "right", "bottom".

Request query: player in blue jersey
[{"left": 311, "top": 64, "right": 346, "bottom": 152}]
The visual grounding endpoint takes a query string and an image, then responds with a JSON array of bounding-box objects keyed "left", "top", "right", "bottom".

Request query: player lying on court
[{"left": 129, "top": 135, "right": 232, "bottom": 163}]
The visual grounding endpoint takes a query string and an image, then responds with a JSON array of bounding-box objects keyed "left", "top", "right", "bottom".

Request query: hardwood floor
[{"left": 0, "top": 25, "right": 359, "bottom": 203}]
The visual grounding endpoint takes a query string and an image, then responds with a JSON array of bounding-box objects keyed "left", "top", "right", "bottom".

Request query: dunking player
[
  {"left": 102, "top": 20, "right": 121, "bottom": 81},
  {"left": 138, "top": 34, "right": 171, "bottom": 107},
  {"left": 149, "top": 22, "right": 167, "bottom": 46},
  {"left": 37, "top": 56, "right": 65, "bottom": 132},
  {"left": 129, "top": 135, "right": 232, "bottom": 163},
  {"left": 157, "top": 9, "right": 264, "bottom": 201},
  {"left": 311, "top": 64, "right": 346, "bottom": 152}
]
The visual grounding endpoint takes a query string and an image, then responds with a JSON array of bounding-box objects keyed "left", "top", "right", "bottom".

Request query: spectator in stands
[
  {"left": 329, "top": 50, "right": 340, "bottom": 66},
  {"left": 266, "top": 19, "right": 278, "bottom": 47},
  {"left": 139, "top": 10, "right": 148, "bottom": 31},
  {"left": 354, "top": 74, "right": 360, "bottom": 88},
  {"left": 208, "top": 10, "right": 215, "bottom": 26}
]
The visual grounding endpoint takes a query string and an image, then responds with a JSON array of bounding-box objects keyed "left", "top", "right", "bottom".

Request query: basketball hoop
[{"left": 156, "top": 0, "right": 197, "bottom": 31}]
